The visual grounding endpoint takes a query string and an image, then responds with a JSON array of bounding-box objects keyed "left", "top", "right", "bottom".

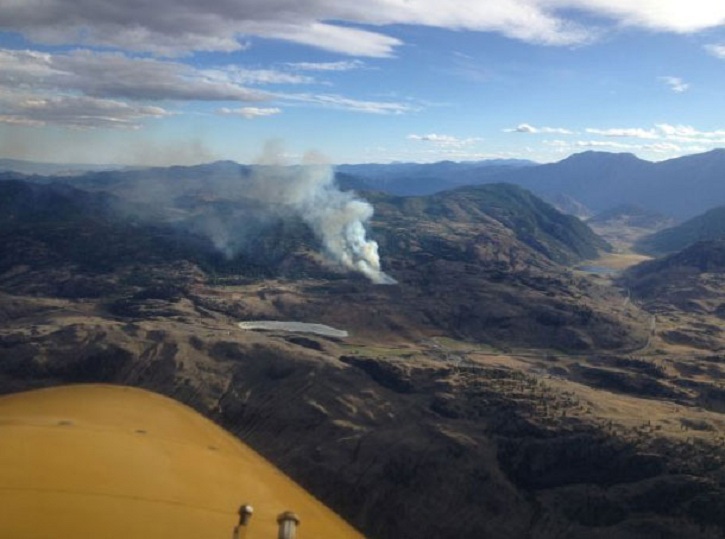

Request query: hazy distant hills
[
  {"left": 0, "top": 176, "right": 605, "bottom": 277},
  {"left": 336, "top": 159, "right": 536, "bottom": 196},
  {"left": 372, "top": 183, "right": 608, "bottom": 266},
  {"left": 0, "top": 176, "right": 643, "bottom": 351},
  {"left": 628, "top": 239, "right": 725, "bottom": 282},
  {"left": 9, "top": 166, "right": 725, "bottom": 539},
  {"left": 0, "top": 180, "right": 221, "bottom": 280},
  {"left": 0, "top": 158, "right": 122, "bottom": 176},
  {"left": 589, "top": 204, "right": 675, "bottom": 230},
  {"left": 5, "top": 148, "right": 725, "bottom": 219},
  {"left": 339, "top": 149, "right": 725, "bottom": 219},
  {"left": 636, "top": 206, "right": 725, "bottom": 255},
  {"left": 0, "top": 162, "right": 605, "bottom": 268}
]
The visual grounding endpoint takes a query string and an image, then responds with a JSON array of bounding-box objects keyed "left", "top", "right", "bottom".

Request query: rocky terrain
[
  {"left": 621, "top": 239, "right": 725, "bottom": 355},
  {"left": 1, "top": 173, "right": 725, "bottom": 538}
]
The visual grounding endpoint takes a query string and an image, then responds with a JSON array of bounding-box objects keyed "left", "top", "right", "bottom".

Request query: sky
[{"left": 2, "top": 1, "right": 725, "bottom": 166}]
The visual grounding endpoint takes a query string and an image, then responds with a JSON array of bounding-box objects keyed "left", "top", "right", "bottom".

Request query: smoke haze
[
  {"left": 246, "top": 143, "right": 396, "bottom": 284},
  {"left": 106, "top": 141, "right": 395, "bottom": 284}
]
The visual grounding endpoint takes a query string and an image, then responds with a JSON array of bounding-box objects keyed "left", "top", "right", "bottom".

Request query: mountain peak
[{"left": 561, "top": 151, "right": 647, "bottom": 164}]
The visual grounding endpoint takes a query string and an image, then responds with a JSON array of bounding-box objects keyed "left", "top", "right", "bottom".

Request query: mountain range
[
  {"left": 4, "top": 149, "right": 725, "bottom": 220},
  {"left": 6, "top": 153, "right": 725, "bottom": 538},
  {"left": 4, "top": 160, "right": 725, "bottom": 537},
  {"left": 636, "top": 206, "right": 725, "bottom": 255},
  {"left": 338, "top": 150, "right": 725, "bottom": 220}
]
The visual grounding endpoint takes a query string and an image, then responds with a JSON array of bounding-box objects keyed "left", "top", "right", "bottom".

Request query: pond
[
  {"left": 237, "top": 321, "right": 349, "bottom": 338},
  {"left": 576, "top": 265, "right": 621, "bottom": 276}
]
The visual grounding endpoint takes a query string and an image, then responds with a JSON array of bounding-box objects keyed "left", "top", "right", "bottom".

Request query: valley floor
[{"left": 1, "top": 267, "right": 725, "bottom": 538}]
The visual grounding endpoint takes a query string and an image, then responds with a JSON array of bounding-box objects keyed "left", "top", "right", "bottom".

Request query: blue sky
[{"left": 2, "top": 1, "right": 725, "bottom": 165}]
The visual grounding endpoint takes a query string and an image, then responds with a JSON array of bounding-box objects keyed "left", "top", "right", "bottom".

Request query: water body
[
  {"left": 576, "top": 265, "right": 621, "bottom": 276},
  {"left": 238, "top": 321, "right": 349, "bottom": 338}
]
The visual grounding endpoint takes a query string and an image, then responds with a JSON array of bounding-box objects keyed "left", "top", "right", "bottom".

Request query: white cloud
[
  {"left": 557, "top": 0, "right": 725, "bottom": 33},
  {"left": 3, "top": 1, "right": 725, "bottom": 57},
  {"left": 213, "top": 66, "right": 315, "bottom": 86},
  {"left": 217, "top": 106, "right": 281, "bottom": 119},
  {"left": 285, "top": 60, "right": 365, "bottom": 72},
  {"left": 543, "top": 139, "right": 570, "bottom": 147},
  {"left": 245, "top": 21, "right": 402, "bottom": 57},
  {"left": 581, "top": 124, "right": 725, "bottom": 145},
  {"left": 282, "top": 93, "right": 413, "bottom": 114},
  {"left": 643, "top": 142, "right": 682, "bottom": 153},
  {"left": 0, "top": 49, "right": 268, "bottom": 102},
  {"left": 543, "top": 123, "right": 725, "bottom": 159},
  {"left": 655, "top": 123, "right": 725, "bottom": 141},
  {"left": 0, "top": 48, "right": 268, "bottom": 128},
  {"left": 0, "top": 48, "right": 409, "bottom": 127},
  {"left": 0, "top": 94, "right": 169, "bottom": 129},
  {"left": 510, "top": 123, "right": 538, "bottom": 133},
  {"left": 585, "top": 127, "right": 658, "bottom": 139},
  {"left": 407, "top": 133, "right": 482, "bottom": 148},
  {"left": 506, "top": 123, "right": 574, "bottom": 134},
  {"left": 574, "top": 140, "right": 635, "bottom": 149},
  {"left": 659, "top": 76, "right": 689, "bottom": 93},
  {"left": 705, "top": 43, "right": 725, "bottom": 59}
]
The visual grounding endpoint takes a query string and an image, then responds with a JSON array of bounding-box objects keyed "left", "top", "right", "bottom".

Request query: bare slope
[
  {"left": 5, "top": 174, "right": 722, "bottom": 538},
  {"left": 636, "top": 206, "right": 725, "bottom": 255},
  {"left": 0, "top": 289, "right": 724, "bottom": 539}
]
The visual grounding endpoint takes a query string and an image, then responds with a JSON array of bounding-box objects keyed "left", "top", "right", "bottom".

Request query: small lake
[
  {"left": 238, "top": 321, "right": 349, "bottom": 338},
  {"left": 576, "top": 265, "right": 621, "bottom": 276}
]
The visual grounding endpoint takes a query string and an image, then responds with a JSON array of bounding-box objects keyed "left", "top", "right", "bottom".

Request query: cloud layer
[
  {"left": 2, "top": 1, "right": 725, "bottom": 57},
  {"left": 0, "top": 48, "right": 407, "bottom": 127},
  {"left": 539, "top": 123, "right": 725, "bottom": 157},
  {"left": 506, "top": 123, "right": 574, "bottom": 135},
  {"left": 408, "top": 133, "right": 483, "bottom": 148},
  {"left": 659, "top": 76, "right": 689, "bottom": 93}
]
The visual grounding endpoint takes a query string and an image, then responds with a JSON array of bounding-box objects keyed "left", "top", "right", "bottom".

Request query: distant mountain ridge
[
  {"left": 336, "top": 159, "right": 537, "bottom": 196},
  {"left": 622, "top": 239, "right": 725, "bottom": 314},
  {"left": 0, "top": 158, "right": 123, "bottom": 176},
  {"left": 5, "top": 148, "right": 725, "bottom": 220},
  {"left": 0, "top": 177, "right": 635, "bottom": 352},
  {"left": 371, "top": 183, "right": 608, "bottom": 266},
  {"left": 636, "top": 206, "right": 725, "bottom": 255},
  {"left": 339, "top": 149, "right": 725, "bottom": 219},
  {"left": 589, "top": 204, "right": 676, "bottom": 230}
]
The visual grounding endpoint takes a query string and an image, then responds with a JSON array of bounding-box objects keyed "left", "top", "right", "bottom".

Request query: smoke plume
[
  {"left": 248, "top": 144, "right": 396, "bottom": 284},
  {"left": 105, "top": 141, "right": 395, "bottom": 283}
]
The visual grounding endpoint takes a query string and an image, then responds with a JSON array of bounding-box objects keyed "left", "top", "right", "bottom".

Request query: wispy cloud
[
  {"left": 585, "top": 127, "right": 658, "bottom": 139},
  {"left": 3, "top": 1, "right": 725, "bottom": 57},
  {"left": 407, "top": 133, "right": 482, "bottom": 148},
  {"left": 0, "top": 93, "right": 169, "bottom": 129},
  {"left": 655, "top": 123, "right": 725, "bottom": 142},
  {"left": 285, "top": 60, "right": 366, "bottom": 72},
  {"left": 0, "top": 48, "right": 401, "bottom": 127},
  {"left": 505, "top": 123, "right": 574, "bottom": 134},
  {"left": 282, "top": 93, "right": 413, "bottom": 114},
  {"left": 218, "top": 67, "right": 315, "bottom": 85},
  {"left": 643, "top": 142, "right": 682, "bottom": 153},
  {"left": 532, "top": 123, "right": 725, "bottom": 149},
  {"left": 704, "top": 43, "right": 725, "bottom": 58},
  {"left": 0, "top": 49, "right": 268, "bottom": 102},
  {"left": 217, "top": 106, "right": 282, "bottom": 119},
  {"left": 544, "top": 122, "right": 725, "bottom": 158},
  {"left": 659, "top": 76, "right": 689, "bottom": 93},
  {"left": 574, "top": 140, "right": 635, "bottom": 149},
  {"left": 0, "top": 48, "right": 270, "bottom": 128}
]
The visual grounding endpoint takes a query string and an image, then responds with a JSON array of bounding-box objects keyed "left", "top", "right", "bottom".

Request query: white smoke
[{"left": 248, "top": 143, "right": 396, "bottom": 285}]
